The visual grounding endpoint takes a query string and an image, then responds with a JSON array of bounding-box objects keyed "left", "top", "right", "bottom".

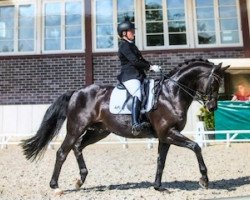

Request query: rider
[{"left": 117, "top": 21, "right": 161, "bottom": 135}]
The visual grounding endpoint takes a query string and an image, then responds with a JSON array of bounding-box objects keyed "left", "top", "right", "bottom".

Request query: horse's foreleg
[
  {"left": 167, "top": 129, "right": 209, "bottom": 189},
  {"left": 154, "top": 141, "right": 170, "bottom": 191}
]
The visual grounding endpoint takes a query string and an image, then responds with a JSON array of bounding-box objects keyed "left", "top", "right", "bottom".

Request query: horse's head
[
  {"left": 200, "top": 63, "right": 230, "bottom": 111},
  {"left": 164, "top": 59, "right": 230, "bottom": 112}
]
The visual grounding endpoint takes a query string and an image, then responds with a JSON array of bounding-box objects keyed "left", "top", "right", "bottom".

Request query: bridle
[
  {"left": 161, "top": 65, "right": 222, "bottom": 106},
  {"left": 200, "top": 66, "right": 222, "bottom": 105}
]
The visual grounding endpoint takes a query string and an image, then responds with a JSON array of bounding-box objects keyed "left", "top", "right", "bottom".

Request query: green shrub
[{"left": 199, "top": 107, "right": 214, "bottom": 130}]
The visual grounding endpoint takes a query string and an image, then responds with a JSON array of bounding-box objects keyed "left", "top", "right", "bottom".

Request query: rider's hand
[{"left": 150, "top": 65, "right": 162, "bottom": 72}]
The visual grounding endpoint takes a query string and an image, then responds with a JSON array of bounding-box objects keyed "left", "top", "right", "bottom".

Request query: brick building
[{"left": 0, "top": 0, "right": 250, "bottom": 105}]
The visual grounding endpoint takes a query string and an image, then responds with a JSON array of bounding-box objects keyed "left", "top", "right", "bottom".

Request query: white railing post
[
  {"left": 147, "top": 139, "right": 154, "bottom": 149},
  {"left": 123, "top": 138, "right": 128, "bottom": 149},
  {"left": 196, "top": 121, "right": 206, "bottom": 148},
  {"left": 226, "top": 132, "right": 231, "bottom": 147},
  {"left": 1, "top": 136, "right": 7, "bottom": 149}
]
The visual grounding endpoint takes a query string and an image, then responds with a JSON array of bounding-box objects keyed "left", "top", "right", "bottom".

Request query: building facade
[{"left": 0, "top": 0, "right": 250, "bottom": 105}]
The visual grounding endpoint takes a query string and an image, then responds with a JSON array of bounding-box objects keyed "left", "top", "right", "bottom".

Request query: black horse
[{"left": 21, "top": 59, "right": 229, "bottom": 194}]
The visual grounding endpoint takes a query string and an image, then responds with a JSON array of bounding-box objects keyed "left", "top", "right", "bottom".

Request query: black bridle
[{"left": 160, "top": 65, "right": 222, "bottom": 106}]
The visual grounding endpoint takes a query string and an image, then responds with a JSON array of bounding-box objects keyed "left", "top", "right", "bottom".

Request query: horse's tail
[{"left": 21, "top": 90, "right": 75, "bottom": 161}]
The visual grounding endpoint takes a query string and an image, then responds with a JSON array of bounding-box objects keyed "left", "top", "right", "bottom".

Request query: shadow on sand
[{"left": 64, "top": 176, "right": 250, "bottom": 193}]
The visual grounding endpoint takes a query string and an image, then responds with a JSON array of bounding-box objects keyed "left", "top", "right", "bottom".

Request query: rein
[
  {"left": 160, "top": 65, "right": 219, "bottom": 106},
  {"left": 163, "top": 73, "right": 204, "bottom": 104}
]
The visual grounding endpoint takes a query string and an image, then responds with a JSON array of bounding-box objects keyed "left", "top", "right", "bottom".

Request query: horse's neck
[
  {"left": 162, "top": 79, "right": 194, "bottom": 112},
  {"left": 167, "top": 67, "right": 203, "bottom": 109},
  {"left": 175, "top": 67, "right": 201, "bottom": 88}
]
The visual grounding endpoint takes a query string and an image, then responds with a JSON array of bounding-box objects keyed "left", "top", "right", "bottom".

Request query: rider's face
[{"left": 125, "top": 29, "right": 135, "bottom": 41}]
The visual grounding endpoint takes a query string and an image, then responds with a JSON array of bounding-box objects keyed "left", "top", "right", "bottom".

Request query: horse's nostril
[{"left": 208, "top": 105, "right": 217, "bottom": 112}]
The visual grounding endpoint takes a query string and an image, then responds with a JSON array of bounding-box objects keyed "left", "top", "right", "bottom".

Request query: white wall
[
  {"left": 0, "top": 104, "right": 67, "bottom": 136},
  {"left": 183, "top": 101, "right": 203, "bottom": 132}
]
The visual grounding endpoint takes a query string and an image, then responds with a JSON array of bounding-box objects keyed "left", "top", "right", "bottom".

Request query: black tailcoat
[{"left": 117, "top": 39, "right": 150, "bottom": 83}]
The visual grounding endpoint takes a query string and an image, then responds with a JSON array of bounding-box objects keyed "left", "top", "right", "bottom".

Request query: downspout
[{"left": 85, "top": 0, "right": 93, "bottom": 85}]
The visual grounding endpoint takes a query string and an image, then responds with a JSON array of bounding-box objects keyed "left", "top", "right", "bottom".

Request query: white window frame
[
  {"left": 0, "top": 1, "right": 37, "bottom": 55},
  {"left": 42, "top": 0, "right": 85, "bottom": 54},
  {"left": 193, "top": 0, "right": 243, "bottom": 48}
]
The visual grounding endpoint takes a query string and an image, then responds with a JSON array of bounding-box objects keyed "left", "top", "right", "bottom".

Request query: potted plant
[{"left": 198, "top": 106, "right": 215, "bottom": 139}]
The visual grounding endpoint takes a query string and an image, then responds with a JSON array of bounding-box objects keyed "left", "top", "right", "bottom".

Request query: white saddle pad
[{"left": 109, "top": 79, "right": 155, "bottom": 114}]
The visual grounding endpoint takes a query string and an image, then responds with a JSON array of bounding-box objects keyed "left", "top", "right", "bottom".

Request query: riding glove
[{"left": 150, "top": 65, "right": 162, "bottom": 72}]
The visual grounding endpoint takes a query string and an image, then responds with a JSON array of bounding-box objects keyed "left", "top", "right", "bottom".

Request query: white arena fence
[{"left": 1, "top": 130, "right": 250, "bottom": 150}]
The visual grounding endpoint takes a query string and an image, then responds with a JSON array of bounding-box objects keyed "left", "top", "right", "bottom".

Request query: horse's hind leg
[
  {"left": 50, "top": 133, "right": 80, "bottom": 193},
  {"left": 73, "top": 137, "right": 88, "bottom": 189},
  {"left": 73, "top": 129, "right": 110, "bottom": 189},
  {"left": 166, "top": 129, "right": 209, "bottom": 189}
]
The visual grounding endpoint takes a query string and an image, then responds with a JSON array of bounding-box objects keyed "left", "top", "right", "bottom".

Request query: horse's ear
[
  {"left": 222, "top": 65, "right": 230, "bottom": 71},
  {"left": 213, "top": 62, "right": 222, "bottom": 71},
  {"left": 217, "top": 62, "right": 223, "bottom": 69}
]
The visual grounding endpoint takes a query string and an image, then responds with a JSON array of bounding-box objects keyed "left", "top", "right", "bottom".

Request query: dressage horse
[{"left": 21, "top": 59, "right": 229, "bottom": 194}]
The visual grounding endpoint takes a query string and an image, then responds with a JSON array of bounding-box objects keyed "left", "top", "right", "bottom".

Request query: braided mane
[{"left": 167, "top": 58, "right": 214, "bottom": 77}]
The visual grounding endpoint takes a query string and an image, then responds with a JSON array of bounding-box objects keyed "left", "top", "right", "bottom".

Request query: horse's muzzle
[{"left": 205, "top": 100, "right": 217, "bottom": 112}]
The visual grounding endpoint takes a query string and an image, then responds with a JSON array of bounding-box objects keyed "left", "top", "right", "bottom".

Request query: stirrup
[
  {"left": 140, "top": 121, "right": 151, "bottom": 128},
  {"left": 131, "top": 122, "right": 150, "bottom": 136},
  {"left": 132, "top": 124, "right": 141, "bottom": 136}
]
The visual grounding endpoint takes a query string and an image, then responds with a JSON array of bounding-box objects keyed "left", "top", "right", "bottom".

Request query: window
[
  {"left": 19, "top": 5, "right": 35, "bottom": 52},
  {"left": 144, "top": 0, "right": 187, "bottom": 48},
  {"left": 65, "top": 2, "right": 83, "bottom": 49},
  {"left": 144, "top": 0, "right": 164, "bottom": 46},
  {"left": 94, "top": 0, "right": 135, "bottom": 51},
  {"left": 0, "top": 6, "right": 14, "bottom": 52},
  {"left": 195, "top": 0, "right": 216, "bottom": 45},
  {"left": 95, "top": 0, "right": 114, "bottom": 49},
  {"left": 117, "top": 0, "right": 135, "bottom": 23},
  {"left": 93, "top": 0, "right": 242, "bottom": 52},
  {"left": 0, "top": 0, "right": 85, "bottom": 54},
  {"left": 0, "top": 4, "right": 35, "bottom": 53},
  {"left": 44, "top": 2, "right": 61, "bottom": 51},
  {"left": 218, "top": 0, "right": 240, "bottom": 44},
  {"left": 167, "top": 0, "right": 187, "bottom": 45},
  {"left": 194, "top": 0, "right": 241, "bottom": 46},
  {"left": 43, "top": 0, "right": 84, "bottom": 52},
  {"left": 94, "top": 0, "right": 189, "bottom": 50}
]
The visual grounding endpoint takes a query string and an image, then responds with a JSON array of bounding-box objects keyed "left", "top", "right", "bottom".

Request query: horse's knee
[
  {"left": 186, "top": 142, "right": 201, "bottom": 152},
  {"left": 192, "top": 143, "right": 201, "bottom": 152}
]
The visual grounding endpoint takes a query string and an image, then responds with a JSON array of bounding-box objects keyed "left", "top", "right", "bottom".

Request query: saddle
[{"left": 109, "top": 79, "right": 155, "bottom": 114}]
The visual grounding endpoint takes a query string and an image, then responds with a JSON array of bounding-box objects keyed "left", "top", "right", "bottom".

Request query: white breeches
[{"left": 123, "top": 79, "right": 142, "bottom": 101}]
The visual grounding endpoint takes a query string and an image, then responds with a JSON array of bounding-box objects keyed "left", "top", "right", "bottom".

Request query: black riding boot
[{"left": 131, "top": 96, "right": 150, "bottom": 135}]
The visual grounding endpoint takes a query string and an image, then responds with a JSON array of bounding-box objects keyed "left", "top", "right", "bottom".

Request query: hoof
[
  {"left": 154, "top": 186, "right": 171, "bottom": 193},
  {"left": 54, "top": 188, "right": 64, "bottom": 196},
  {"left": 75, "top": 179, "right": 83, "bottom": 189},
  {"left": 199, "top": 177, "right": 209, "bottom": 189}
]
